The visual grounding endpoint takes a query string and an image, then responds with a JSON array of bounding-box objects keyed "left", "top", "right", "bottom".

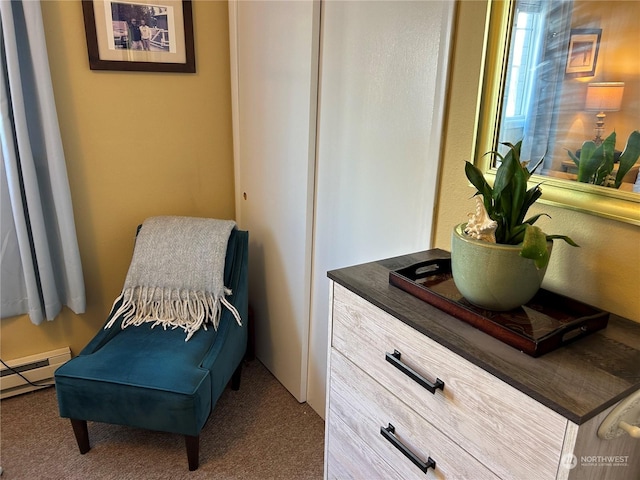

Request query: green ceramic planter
[{"left": 451, "top": 223, "right": 552, "bottom": 311}]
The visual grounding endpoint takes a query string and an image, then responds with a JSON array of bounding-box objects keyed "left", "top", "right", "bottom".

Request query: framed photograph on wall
[
  {"left": 565, "top": 28, "right": 601, "bottom": 78},
  {"left": 82, "top": 0, "right": 195, "bottom": 73}
]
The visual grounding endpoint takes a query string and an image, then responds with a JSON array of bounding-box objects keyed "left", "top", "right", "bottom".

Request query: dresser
[{"left": 324, "top": 249, "right": 640, "bottom": 480}]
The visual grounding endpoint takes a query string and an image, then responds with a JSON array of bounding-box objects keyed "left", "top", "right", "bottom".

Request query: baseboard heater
[{"left": 0, "top": 347, "right": 71, "bottom": 399}]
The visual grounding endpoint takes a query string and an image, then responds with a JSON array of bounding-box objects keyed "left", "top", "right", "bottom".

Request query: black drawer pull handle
[
  {"left": 380, "top": 423, "right": 435, "bottom": 474},
  {"left": 385, "top": 350, "right": 444, "bottom": 394}
]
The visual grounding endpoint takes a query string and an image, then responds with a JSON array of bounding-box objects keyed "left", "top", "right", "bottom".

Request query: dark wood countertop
[{"left": 328, "top": 249, "right": 640, "bottom": 425}]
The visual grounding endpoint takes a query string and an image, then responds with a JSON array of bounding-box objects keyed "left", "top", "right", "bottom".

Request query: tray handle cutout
[{"left": 399, "top": 258, "right": 452, "bottom": 281}]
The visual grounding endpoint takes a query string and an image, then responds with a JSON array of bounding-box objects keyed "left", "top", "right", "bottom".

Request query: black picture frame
[
  {"left": 565, "top": 28, "right": 601, "bottom": 78},
  {"left": 82, "top": 0, "right": 195, "bottom": 73}
]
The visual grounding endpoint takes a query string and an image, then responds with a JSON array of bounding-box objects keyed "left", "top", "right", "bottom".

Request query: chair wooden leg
[
  {"left": 231, "top": 362, "right": 242, "bottom": 391},
  {"left": 185, "top": 435, "right": 199, "bottom": 471},
  {"left": 70, "top": 419, "right": 91, "bottom": 454}
]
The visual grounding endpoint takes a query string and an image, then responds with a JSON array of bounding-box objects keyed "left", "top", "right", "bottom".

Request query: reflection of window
[
  {"left": 503, "top": 2, "right": 544, "bottom": 132},
  {"left": 498, "top": 0, "right": 574, "bottom": 169}
]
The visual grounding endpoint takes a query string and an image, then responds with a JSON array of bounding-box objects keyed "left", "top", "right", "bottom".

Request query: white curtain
[{"left": 0, "top": 0, "right": 85, "bottom": 324}]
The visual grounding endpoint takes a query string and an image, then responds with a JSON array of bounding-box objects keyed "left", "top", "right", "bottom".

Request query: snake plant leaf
[
  {"left": 594, "top": 133, "right": 616, "bottom": 186},
  {"left": 526, "top": 153, "right": 545, "bottom": 178},
  {"left": 546, "top": 234, "right": 579, "bottom": 247},
  {"left": 523, "top": 212, "right": 550, "bottom": 226},
  {"left": 577, "top": 140, "right": 600, "bottom": 183},
  {"left": 510, "top": 162, "right": 528, "bottom": 228},
  {"left": 566, "top": 149, "right": 580, "bottom": 167},
  {"left": 513, "top": 185, "right": 542, "bottom": 227},
  {"left": 615, "top": 130, "right": 640, "bottom": 188},
  {"left": 520, "top": 225, "right": 550, "bottom": 269},
  {"left": 493, "top": 142, "right": 519, "bottom": 199},
  {"left": 493, "top": 213, "right": 510, "bottom": 244},
  {"left": 521, "top": 184, "right": 543, "bottom": 213},
  {"left": 465, "top": 161, "right": 493, "bottom": 200},
  {"left": 500, "top": 141, "right": 519, "bottom": 152},
  {"left": 464, "top": 140, "right": 577, "bottom": 254},
  {"left": 505, "top": 223, "right": 528, "bottom": 245}
]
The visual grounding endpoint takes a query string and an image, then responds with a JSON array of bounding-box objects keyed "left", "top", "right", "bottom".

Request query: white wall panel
[{"left": 307, "top": 1, "right": 455, "bottom": 415}]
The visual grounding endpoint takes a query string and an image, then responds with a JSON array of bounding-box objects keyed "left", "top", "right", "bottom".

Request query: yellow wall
[
  {"left": 2, "top": 0, "right": 638, "bottom": 363},
  {"left": 434, "top": 0, "right": 640, "bottom": 323},
  {"left": 0, "top": 1, "right": 235, "bottom": 360}
]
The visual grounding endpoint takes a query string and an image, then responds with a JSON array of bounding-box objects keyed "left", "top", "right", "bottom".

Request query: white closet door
[
  {"left": 230, "top": 0, "right": 455, "bottom": 412},
  {"left": 307, "top": 1, "right": 455, "bottom": 416},
  {"left": 229, "top": 0, "right": 320, "bottom": 401}
]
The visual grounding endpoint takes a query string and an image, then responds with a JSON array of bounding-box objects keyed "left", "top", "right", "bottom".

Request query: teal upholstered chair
[{"left": 55, "top": 228, "right": 248, "bottom": 471}]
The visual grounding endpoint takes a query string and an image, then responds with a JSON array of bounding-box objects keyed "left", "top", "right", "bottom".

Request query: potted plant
[
  {"left": 451, "top": 141, "right": 578, "bottom": 311},
  {"left": 567, "top": 130, "right": 640, "bottom": 187}
]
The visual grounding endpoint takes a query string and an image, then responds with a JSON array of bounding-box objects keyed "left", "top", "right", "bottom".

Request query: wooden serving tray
[{"left": 389, "top": 256, "right": 610, "bottom": 357}]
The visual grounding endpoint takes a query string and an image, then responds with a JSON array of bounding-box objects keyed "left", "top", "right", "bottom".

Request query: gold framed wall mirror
[{"left": 476, "top": 0, "right": 640, "bottom": 225}]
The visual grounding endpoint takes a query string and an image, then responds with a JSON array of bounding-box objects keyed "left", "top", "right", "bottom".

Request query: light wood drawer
[
  {"left": 326, "top": 413, "right": 405, "bottom": 480},
  {"left": 329, "top": 349, "right": 500, "bottom": 479},
  {"left": 332, "top": 283, "right": 568, "bottom": 480}
]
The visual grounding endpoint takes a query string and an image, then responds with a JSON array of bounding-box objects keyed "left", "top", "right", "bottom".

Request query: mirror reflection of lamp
[{"left": 584, "top": 82, "right": 625, "bottom": 146}]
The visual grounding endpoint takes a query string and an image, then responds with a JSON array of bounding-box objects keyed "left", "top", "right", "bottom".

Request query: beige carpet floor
[{"left": 0, "top": 360, "right": 324, "bottom": 480}]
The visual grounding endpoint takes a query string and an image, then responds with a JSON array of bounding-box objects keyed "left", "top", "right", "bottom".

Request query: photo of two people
[{"left": 110, "top": 2, "right": 171, "bottom": 52}]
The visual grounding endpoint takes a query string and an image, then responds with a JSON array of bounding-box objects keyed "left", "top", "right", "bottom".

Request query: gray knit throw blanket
[{"left": 105, "top": 216, "right": 241, "bottom": 341}]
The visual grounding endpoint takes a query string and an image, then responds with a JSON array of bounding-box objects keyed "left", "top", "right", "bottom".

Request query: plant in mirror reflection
[{"left": 567, "top": 130, "right": 640, "bottom": 188}]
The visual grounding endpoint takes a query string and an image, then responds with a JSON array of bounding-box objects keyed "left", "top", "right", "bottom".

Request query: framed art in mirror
[
  {"left": 82, "top": 0, "right": 195, "bottom": 73},
  {"left": 565, "top": 28, "right": 601, "bottom": 78},
  {"left": 476, "top": 0, "right": 640, "bottom": 225}
]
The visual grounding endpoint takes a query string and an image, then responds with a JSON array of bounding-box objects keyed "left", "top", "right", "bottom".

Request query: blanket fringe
[{"left": 105, "top": 286, "right": 242, "bottom": 341}]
